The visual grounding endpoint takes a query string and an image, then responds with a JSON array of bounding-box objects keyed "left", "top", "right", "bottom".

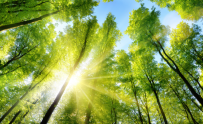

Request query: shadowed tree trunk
[
  {"left": 130, "top": 79, "right": 144, "bottom": 124},
  {"left": 153, "top": 89, "right": 168, "bottom": 124},
  {"left": 144, "top": 72, "right": 168, "bottom": 124},
  {"left": 142, "top": 92, "right": 151, "bottom": 124},
  {"left": 0, "top": 11, "right": 59, "bottom": 32},
  {"left": 9, "top": 111, "right": 21, "bottom": 124}
]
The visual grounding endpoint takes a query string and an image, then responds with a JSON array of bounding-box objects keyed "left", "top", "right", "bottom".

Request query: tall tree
[
  {"left": 125, "top": 4, "right": 203, "bottom": 106},
  {"left": 129, "top": 45, "right": 168, "bottom": 124},
  {"left": 115, "top": 50, "right": 144, "bottom": 124},
  {"left": 41, "top": 17, "right": 99, "bottom": 123},
  {"left": 84, "top": 13, "right": 121, "bottom": 124}
]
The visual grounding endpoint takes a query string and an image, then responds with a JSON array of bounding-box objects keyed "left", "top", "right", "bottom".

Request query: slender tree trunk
[
  {"left": 146, "top": 112, "right": 151, "bottom": 124},
  {"left": 41, "top": 22, "right": 92, "bottom": 123},
  {"left": 110, "top": 99, "right": 117, "bottom": 124},
  {"left": 85, "top": 102, "right": 92, "bottom": 124},
  {"left": 133, "top": 90, "right": 143, "bottom": 124},
  {"left": 143, "top": 72, "right": 168, "bottom": 124},
  {"left": 143, "top": 93, "right": 151, "bottom": 124},
  {"left": 9, "top": 111, "right": 21, "bottom": 124},
  {"left": 130, "top": 77, "right": 143, "bottom": 124},
  {"left": 156, "top": 107, "right": 163, "bottom": 124},
  {"left": 0, "top": 11, "right": 59, "bottom": 32},
  {"left": 153, "top": 90, "right": 168, "bottom": 124},
  {"left": 113, "top": 106, "right": 117, "bottom": 124}
]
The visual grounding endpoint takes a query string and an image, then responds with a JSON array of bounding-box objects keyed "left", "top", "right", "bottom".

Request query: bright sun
[
  {"left": 67, "top": 55, "right": 93, "bottom": 89},
  {"left": 67, "top": 73, "right": 81, "bottom": 88}
]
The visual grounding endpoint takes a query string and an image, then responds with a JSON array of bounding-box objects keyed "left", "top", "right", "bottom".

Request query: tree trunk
[
  {"left": 130, "top": 78, "right": 143, "bottom": 124},
  {"left": 143, "top": 93, "right": 151, "bottom": 124},
  {"left": 147, "top": 112, "right": 151, "bottom": 124},
  {"left": 9, "top": 99, "right": 39, "bottom": 124},
  {"left": 143, "top": 72, "right": 167, "bottom": 124},
  {"left": 9, "top": 111, "right": 21, "bottom": 124},
  {"left": 85, "top": 102, "right": 92, "bottom": 124},
  {"left": 0, "top": 11, "right": 59, "bottom": 32},
  {"left": 113, "top": 107, "right": 117, "bottom": 124},
  {"left": 133, "top": 90, "right": 143, "bottom": 124},
  {"left": 153, "top": 90, "right": 168, "bottom": 124}
]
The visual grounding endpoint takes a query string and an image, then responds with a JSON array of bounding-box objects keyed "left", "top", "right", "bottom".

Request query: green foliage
[
  {"left": 103, "top": 0, "right": 114, "bottom": 2},
  {"left": 0, "top": 1, "right": 203, "bottom": 124},
  {"left": 150, "top": 0, "right": 203, "bottom": 20}
]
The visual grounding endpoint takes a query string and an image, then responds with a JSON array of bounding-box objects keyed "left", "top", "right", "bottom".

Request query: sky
[{"left": 55, "top": 0, "right": 202, "bottom": 52}]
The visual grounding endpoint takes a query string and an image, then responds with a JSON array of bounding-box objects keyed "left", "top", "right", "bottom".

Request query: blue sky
[{"left": 55, "top": 0, "right": 201, "bottom": 51}]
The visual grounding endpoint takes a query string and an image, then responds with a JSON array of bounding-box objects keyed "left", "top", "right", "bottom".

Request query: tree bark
[
  {"left": 133, "top": 87, "right": 143, "bottom": 124},
  {"left": 9, "top": 111, "right": 21, "bottom": 124},
  {"left": 130, "top": 76, "right": 144, "bottom": 124},
  {"left": 144, "top": 72, "right": 168, "bottom": 124}
]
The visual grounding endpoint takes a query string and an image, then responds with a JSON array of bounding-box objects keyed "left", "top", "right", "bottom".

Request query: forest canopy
[{"left": 0, "top": 0, "right": 203, "bottom": 124}]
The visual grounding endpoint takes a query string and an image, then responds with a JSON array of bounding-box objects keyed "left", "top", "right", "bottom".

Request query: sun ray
[
  {"left": 81, "top": 75, "right": 118, "bottom": 80},
  {"left": 79, "top": 87, "right": 93, "bottom": 105},
  {"left": 80, "top": 83, "right": 135, "bottom": 105}
]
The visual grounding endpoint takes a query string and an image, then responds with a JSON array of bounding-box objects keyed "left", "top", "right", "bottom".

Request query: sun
[
  {"left": 67, "top": 72, "right": 81, "bottom": 88},
  {"left": 67, "top": 54, "right": 93, "bottom": 89}
]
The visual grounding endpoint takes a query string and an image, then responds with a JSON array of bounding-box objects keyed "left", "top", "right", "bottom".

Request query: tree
[
  {"left": 125, "top": 4, "right": 203, "bottom": 106},
  {"left": 0, "top": 19, "right": 61, "bottom": 123},
  {"left": 84, "top": 13, "right": 121, "bottom": 124},
  {"left": 41, "top": 16, "right": 99, "bottom": 123},
  {"left": 0, "top": 0, "right": 98, "bottom": 32},
  {"left": 115, "top": 50, "right": 144, "bottom": 124}
]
